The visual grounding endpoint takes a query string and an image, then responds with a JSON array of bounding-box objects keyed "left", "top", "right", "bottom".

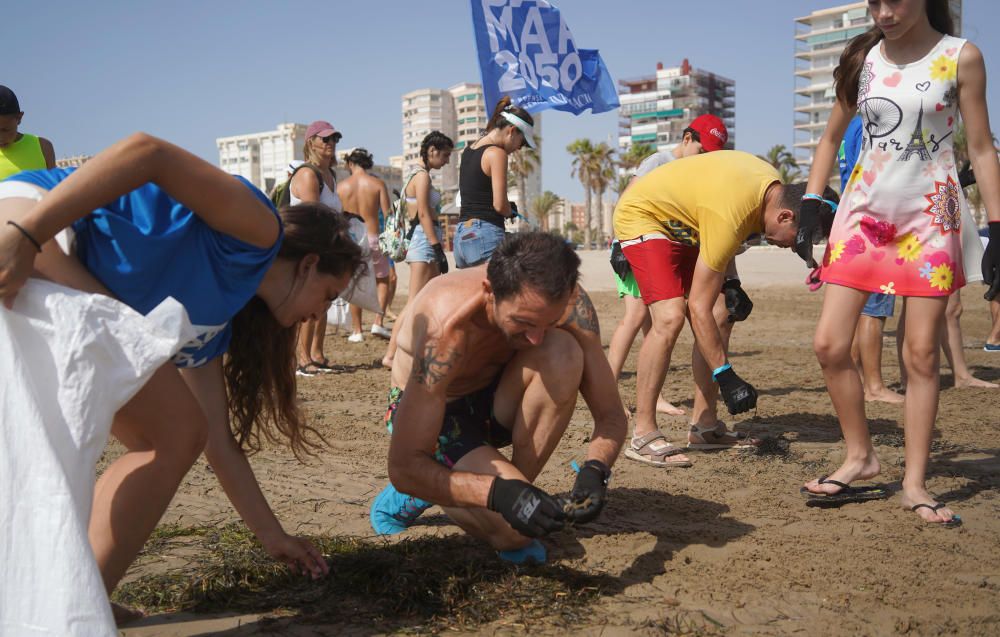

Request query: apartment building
[
  {"left": 216, "top": 122, "right": 307, "bottom": 193},
  {"left": 401, "top": 88, "right": 458, "bottom": 192},
  {"left": 54, "top": 154, "right": 92, "bottom": 169},
  {"left": 617, "top": 59, "right": 735, "bottom": 155}
]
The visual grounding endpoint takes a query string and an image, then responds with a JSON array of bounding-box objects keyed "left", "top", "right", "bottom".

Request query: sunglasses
[{"left": 320, "top": 133, "right": 341, "bottom": 144}]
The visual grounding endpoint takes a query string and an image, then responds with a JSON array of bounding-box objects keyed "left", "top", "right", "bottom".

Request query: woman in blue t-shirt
[{"left": 0, "top": 133, "right": 363, "bottom": 611}]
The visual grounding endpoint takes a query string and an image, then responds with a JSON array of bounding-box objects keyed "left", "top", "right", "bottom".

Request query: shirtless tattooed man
[{"left": 370, "top": 232, "right": 626, "bottom": 563}]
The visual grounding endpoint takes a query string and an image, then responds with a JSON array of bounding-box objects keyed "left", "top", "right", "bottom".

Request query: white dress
[{"left": 823, "top": 34, "right": 969, "bottom": 297}]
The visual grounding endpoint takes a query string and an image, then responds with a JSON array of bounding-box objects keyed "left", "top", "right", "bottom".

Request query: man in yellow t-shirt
[
  {"left": 0, "top": 86, "right": 56, "bottom": 180},
  {"left": 612, "top": 150, "right": 812, "bottom": 468}
]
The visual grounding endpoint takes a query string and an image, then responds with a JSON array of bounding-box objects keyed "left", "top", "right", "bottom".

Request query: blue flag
[{"left": 470, "top": 0, "right": 620, "bottom": 115}]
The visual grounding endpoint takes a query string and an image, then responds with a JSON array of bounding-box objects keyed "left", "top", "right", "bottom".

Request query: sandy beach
[{"left": 114, "top": 248, "right": 1000, "bottom": 636}]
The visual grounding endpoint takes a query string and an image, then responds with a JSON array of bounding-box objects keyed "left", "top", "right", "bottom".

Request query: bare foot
[
  {"left": 111, "top": 602, "right": 144, "bottom": 626},
  {"left": 803, "top": 455, "right": 881, "bottom": 495},
  {"left": 656, "top": 398, "right": 686, "bottom": 416},
  {"left": 384, "top": 309, "right": 399, "bottom": 322},
  {"left": 900, "top": 486, "right": 958, "bottom": 524},
  {"left": 954, "top": 375, "right": 999, "bottom": 389},
  {"left": 864, "top": 387, "right": 905, "bottom": 403},
  {"left": 381, "top": 355, "right": 394, "bottom": 369}
]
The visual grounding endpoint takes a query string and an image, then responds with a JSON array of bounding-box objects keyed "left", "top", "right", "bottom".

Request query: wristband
[
  {"left": 712, "top": 363, "right": 732, "bottom": 379},
  {"left": 802, "top": 193, "right": 839, "bottom": 213},
  {"left": 6, "top": 220, "right": 42, "bottom": 253}
]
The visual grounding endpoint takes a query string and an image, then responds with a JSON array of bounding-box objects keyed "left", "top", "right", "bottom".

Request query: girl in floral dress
[{"left": 799, "top": 0, "right": 1000, "bottom": 525}]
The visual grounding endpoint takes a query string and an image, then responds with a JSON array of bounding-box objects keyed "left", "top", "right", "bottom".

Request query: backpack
[
  {"left": 379, "top": 170, "right": 423, "bottom": 261},
  {"left": 269, "top": 163, "right": 327, "bottom": 209}
]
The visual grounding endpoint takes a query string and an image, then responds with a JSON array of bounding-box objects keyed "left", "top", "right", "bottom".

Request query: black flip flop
[
  {"left": 911, "top": 502, "right": 963, "bottom": 528},
  {"left": 800, "top": 475, "right": 889, "bottom": 508}
]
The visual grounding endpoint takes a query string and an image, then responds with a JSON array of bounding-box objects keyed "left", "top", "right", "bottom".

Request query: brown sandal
[
  {"left": 687, "top": 422, "right": 761, "bottom": 450},
  {"left": 624, "top": 430, "right": 692, "bottom": 468}
]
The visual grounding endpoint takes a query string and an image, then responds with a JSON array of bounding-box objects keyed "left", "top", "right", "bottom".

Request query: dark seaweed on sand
[{"left": 115, "top": 523, "right": 611, "bottom": 632}]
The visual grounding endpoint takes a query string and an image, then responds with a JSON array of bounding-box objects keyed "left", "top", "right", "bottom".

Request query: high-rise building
[
  {"left": 216, "top": 122, "right": 307, "bottom": 193},
  {"left": 617, "top": 59, "right": 735, "bottom": 156},
  {"left": 450, "top": 82, "right": 488, "bottom": 157},
  {"left": 794, "top": 1, "right": 961, "bottom": 168},
  {"left": 401, "top": 88, "right": 458, "bottom": 192},
  {"left": 400, "top": 83, "right": 542, "bottom": 221}
]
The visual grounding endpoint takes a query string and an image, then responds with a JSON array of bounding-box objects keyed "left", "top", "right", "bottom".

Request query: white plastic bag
[
  {"left": 0, "top": 280, "right": 194, "bottom": 637},
  {"left": 340, "top": 216, "right": 381, "bottom": 314},
  {"left": 327, "top": 297, "right": 352, "bottom": 331}
]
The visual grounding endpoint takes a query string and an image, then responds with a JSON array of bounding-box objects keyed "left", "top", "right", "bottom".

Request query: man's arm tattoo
[
  {"left": 413, "top": 341, "right": 461, "bottom": 386},
  {"left": 566, "top": 289, "right": 600, "bottom": 335}
]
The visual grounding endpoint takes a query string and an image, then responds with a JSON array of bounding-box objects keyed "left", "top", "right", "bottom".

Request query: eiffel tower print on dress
[{"left": 899, "top": 102, "right": 932, "bottom": 162}]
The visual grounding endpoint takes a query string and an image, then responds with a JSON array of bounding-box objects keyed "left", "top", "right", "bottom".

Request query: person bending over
[{"left": 371, "top": 232, "right": 626, "bottom": 563}]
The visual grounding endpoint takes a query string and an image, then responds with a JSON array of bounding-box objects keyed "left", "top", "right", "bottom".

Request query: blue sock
[
  {"left": 497, "top": 539, "right": 546, "bottom": 565},
  {"left": 370, "top": 483, "right": 432, "bottom": 535}
]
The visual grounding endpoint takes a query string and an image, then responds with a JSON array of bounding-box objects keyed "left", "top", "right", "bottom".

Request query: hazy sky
[{"left": 6, "top": 0, "right": 999, "bottom": 200}]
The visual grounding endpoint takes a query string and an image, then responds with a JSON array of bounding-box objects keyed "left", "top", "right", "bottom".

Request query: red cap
[
  {"left": 305, "top": 120, "right": 340, "bottom": 141},
  {"left": 688, "top": 114, "right": 728, "bottom": 152}
]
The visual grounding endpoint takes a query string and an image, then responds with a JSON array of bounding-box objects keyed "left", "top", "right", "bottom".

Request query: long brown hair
[
  {"left": 834, "top": 0, "right": 956, "bottom": 107},
  {"left": 225, "top": 204, "right": 364, "bottom": 459},
  {"left": 486, "top": 96, "right": 534, "bottom": 133}
]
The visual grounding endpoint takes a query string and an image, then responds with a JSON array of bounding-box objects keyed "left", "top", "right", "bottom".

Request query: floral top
[{"left": 821, "top": 34, "right": 968, "bottom": 297}]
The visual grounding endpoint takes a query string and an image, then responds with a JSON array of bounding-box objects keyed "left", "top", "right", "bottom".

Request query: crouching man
[{"left": 370, "top": 232, "right": 626, "bottom": 563}]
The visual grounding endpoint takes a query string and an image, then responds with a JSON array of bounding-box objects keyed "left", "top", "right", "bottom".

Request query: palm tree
[
  {"left": 567, "top": 138, "right": 597, "bottom": 247},
  {"left": 508, "top": 139, "right": 540, "bottom": 223},
  {"left": 758, "top": 144, "right": 801, "bottom": 184},
  {"left": 589, "top": 142, "right": 616, "bottom": 243},
  {"left": 531, "top": 190, "right": 561, "bottom": 231},
  {"left": 612, "top": 173, "right": 631, "bottom": 199},
  {"left": 617, "top": 142, "right": 655, "bottom": 174}
]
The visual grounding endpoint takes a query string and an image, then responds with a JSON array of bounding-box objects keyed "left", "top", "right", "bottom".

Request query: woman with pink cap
[{"left": 290, "top": 120, "right": 343, "bottom": 376}]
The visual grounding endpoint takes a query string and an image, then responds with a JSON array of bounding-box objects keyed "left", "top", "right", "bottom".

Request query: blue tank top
[{"left": 6, "top": 168, "right": 282, "bottom": 367}]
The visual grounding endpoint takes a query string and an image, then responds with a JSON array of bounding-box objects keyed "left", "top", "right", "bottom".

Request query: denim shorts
[
  {"left": 405, "top": 223, "right": 444, "bottom": 263},
  {"left": 454, "top": 218, "right": 506, "bottom": 268},
  {"left": 862, "top": 292, "right": 896, "bottom": 318}
]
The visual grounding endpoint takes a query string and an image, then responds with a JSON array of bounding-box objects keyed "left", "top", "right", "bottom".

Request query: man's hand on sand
[
  {"left": 488, "top": 477, "right": 565, "bottom": 537},
  {"left": 564, "top": 460, "right": 611, "bottom": 524}
]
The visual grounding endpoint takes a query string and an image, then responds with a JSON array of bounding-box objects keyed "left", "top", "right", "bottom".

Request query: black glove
[
  {"left": 609, "top": 241, "right": 632, "bottom": 279},
  {"left": 722, "top": 279, "right": 753, "bottom": 322},
  {"left": 432, "top": 243, "right": 449, "bottom": 274},
  {"left": 794, "top": 197, "right": 822, "bottom": 268},
  {"left": 564, "top": 460, "right": 610, "bottom": 524},
  {"left": 958, "top": 161, "right": 976, "bottom": 189},
  {"left": 715, "top": 365, "right": 758, "bottom": 415},
  {"left": 487, "top": 477, "right": 565, "bottom": 538},
  {"left": 983, "top": 221, "right": 1000, "bottom": 301}
]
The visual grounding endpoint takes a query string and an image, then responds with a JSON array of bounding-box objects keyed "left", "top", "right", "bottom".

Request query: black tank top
[{"left": 459, "top": 143, "right": 506, "bottom": 228}]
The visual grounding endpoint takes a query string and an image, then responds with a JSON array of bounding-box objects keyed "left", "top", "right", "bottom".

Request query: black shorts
[{"left": 385, "top": 374, "right": 512, "bottom": 467}]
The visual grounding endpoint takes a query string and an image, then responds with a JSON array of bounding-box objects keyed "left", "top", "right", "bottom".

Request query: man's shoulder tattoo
[
  {"left": 413, "top": 340, "right": 462, "bottom": 386},
  {"left": 565, "top": 288, "right": 600, "bottom": 335}
]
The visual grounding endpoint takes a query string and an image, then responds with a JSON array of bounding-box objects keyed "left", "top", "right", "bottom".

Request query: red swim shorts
[{"left": 620, "top": 234, "right": 699, "bottom": 304}]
